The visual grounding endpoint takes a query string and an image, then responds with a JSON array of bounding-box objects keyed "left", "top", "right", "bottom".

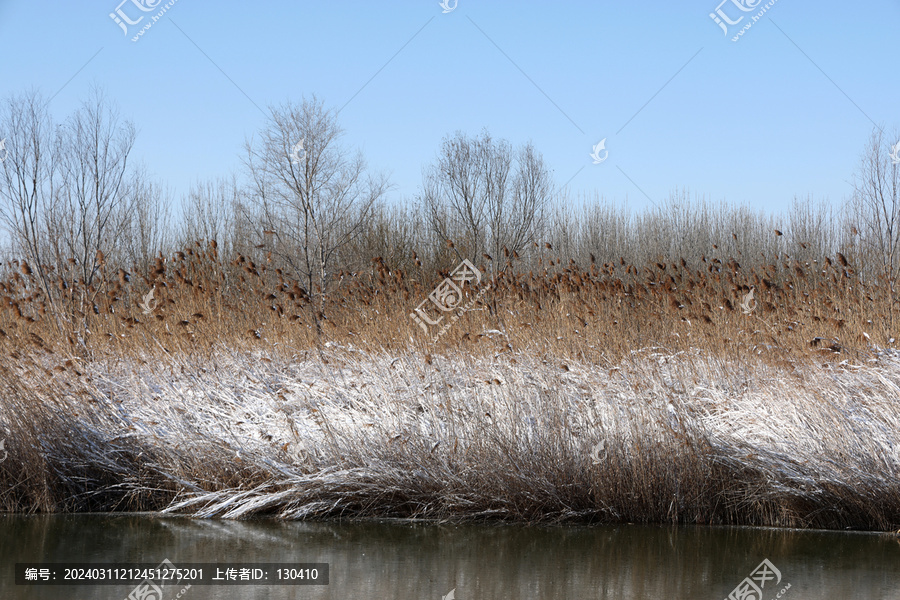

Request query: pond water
[{"left": 1, "top": 514, "right": 898, "bottom": 599}]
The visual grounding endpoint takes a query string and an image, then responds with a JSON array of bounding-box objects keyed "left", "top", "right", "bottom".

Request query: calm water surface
[{"left": 1, "top": 514, "right": 898, "bottom": 599}]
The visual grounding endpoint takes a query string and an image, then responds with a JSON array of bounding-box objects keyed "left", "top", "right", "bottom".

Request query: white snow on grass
[{"left": 7, "top": 346, "right": 900, "bottom": 524}]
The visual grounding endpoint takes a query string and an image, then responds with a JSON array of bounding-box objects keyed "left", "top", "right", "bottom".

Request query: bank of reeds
[
  {"left": 1, "top": 347, "right": 900, "bottom": 530},
  {"left": 0, "top": 236, "right": 889, "bottom": 363},
  {"left": 1, "top": 243, "right": 900, "bottom": 529}
]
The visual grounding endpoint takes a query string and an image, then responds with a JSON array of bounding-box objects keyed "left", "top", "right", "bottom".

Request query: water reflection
[{"left": 1, "top": 514, "right": 898, "bottom": 599}]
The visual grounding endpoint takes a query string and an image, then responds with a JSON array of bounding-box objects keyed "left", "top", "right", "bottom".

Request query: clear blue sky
[{"left": 1, "top": 1, "right": 898, "bottom": 215}]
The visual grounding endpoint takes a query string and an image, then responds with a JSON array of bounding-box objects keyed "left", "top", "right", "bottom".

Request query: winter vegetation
[
  {"left": 1, "top": 89, "right": 900, "bottom": 529},
  {"left": 3, "top": 347, "right": 900, "bottom": 529}
]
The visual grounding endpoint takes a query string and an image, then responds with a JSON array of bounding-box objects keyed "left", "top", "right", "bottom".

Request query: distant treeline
[{"left": 1, "top": 89, "right": 898, "bottom": 309}]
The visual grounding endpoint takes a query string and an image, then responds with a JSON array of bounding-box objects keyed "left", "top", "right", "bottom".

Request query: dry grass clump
[{"left": 2, "top": 347, "right": 900, "bottom": 530}]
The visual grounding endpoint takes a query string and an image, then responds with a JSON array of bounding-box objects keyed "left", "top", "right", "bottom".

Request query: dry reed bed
[
  {"left": 0, "top": 243, "right": 889, "bottom": 363},
  {"left": 2, "top": 347, "right": 899, "bottom": 530}
]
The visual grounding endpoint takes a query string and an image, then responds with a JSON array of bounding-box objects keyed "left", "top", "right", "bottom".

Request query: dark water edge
[{"left": 1, "top": 514, "right": 898, "bottom": 600}]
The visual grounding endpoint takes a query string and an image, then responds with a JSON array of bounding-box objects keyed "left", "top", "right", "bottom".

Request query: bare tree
[
  {"left": 0, "top": 90, "right": 59, "bottom": 313},
  {"left": 420, "top": 130, "right": 551, "bottom": 279},
  {"left": 243, "top": 96, "right": 389, "bottom": 330},
  {"left": 180, "top": 174, "right": 240, "bottom": 255},
  {"left": 421, "top": 131, "right": 493, "bottom": 266},
  {"left": 122, "top": 166, "right": 172, "bottom": 273},
  {"left": 850, "top": 126, "right": 900, "bottom": 328},
  {"left": 787, "top": 195, "right": 839, "bottom": 263},
  {"left": 344, "top": 201, "right": 419, "bottom": 274},
  {"left": 504, "top": 142, "right": 550, "bottom": 263},
  {"left": 0, "top": 87, "right": 141, "bottom": 340},
  {"left": 29, "top": 87, "right": 140, "bottom": 341},
  {"left": 51, "top": 87, "right": 137, "bottom": 290}
]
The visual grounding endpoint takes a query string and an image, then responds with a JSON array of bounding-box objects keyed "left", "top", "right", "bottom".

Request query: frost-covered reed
[{"left": 2, "top": 347, "right": 899, "bottom": 530}]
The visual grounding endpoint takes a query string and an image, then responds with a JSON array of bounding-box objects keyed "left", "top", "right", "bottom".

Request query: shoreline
[{"left": 3, "top": 512, "right": 899, "bottom": 539}]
